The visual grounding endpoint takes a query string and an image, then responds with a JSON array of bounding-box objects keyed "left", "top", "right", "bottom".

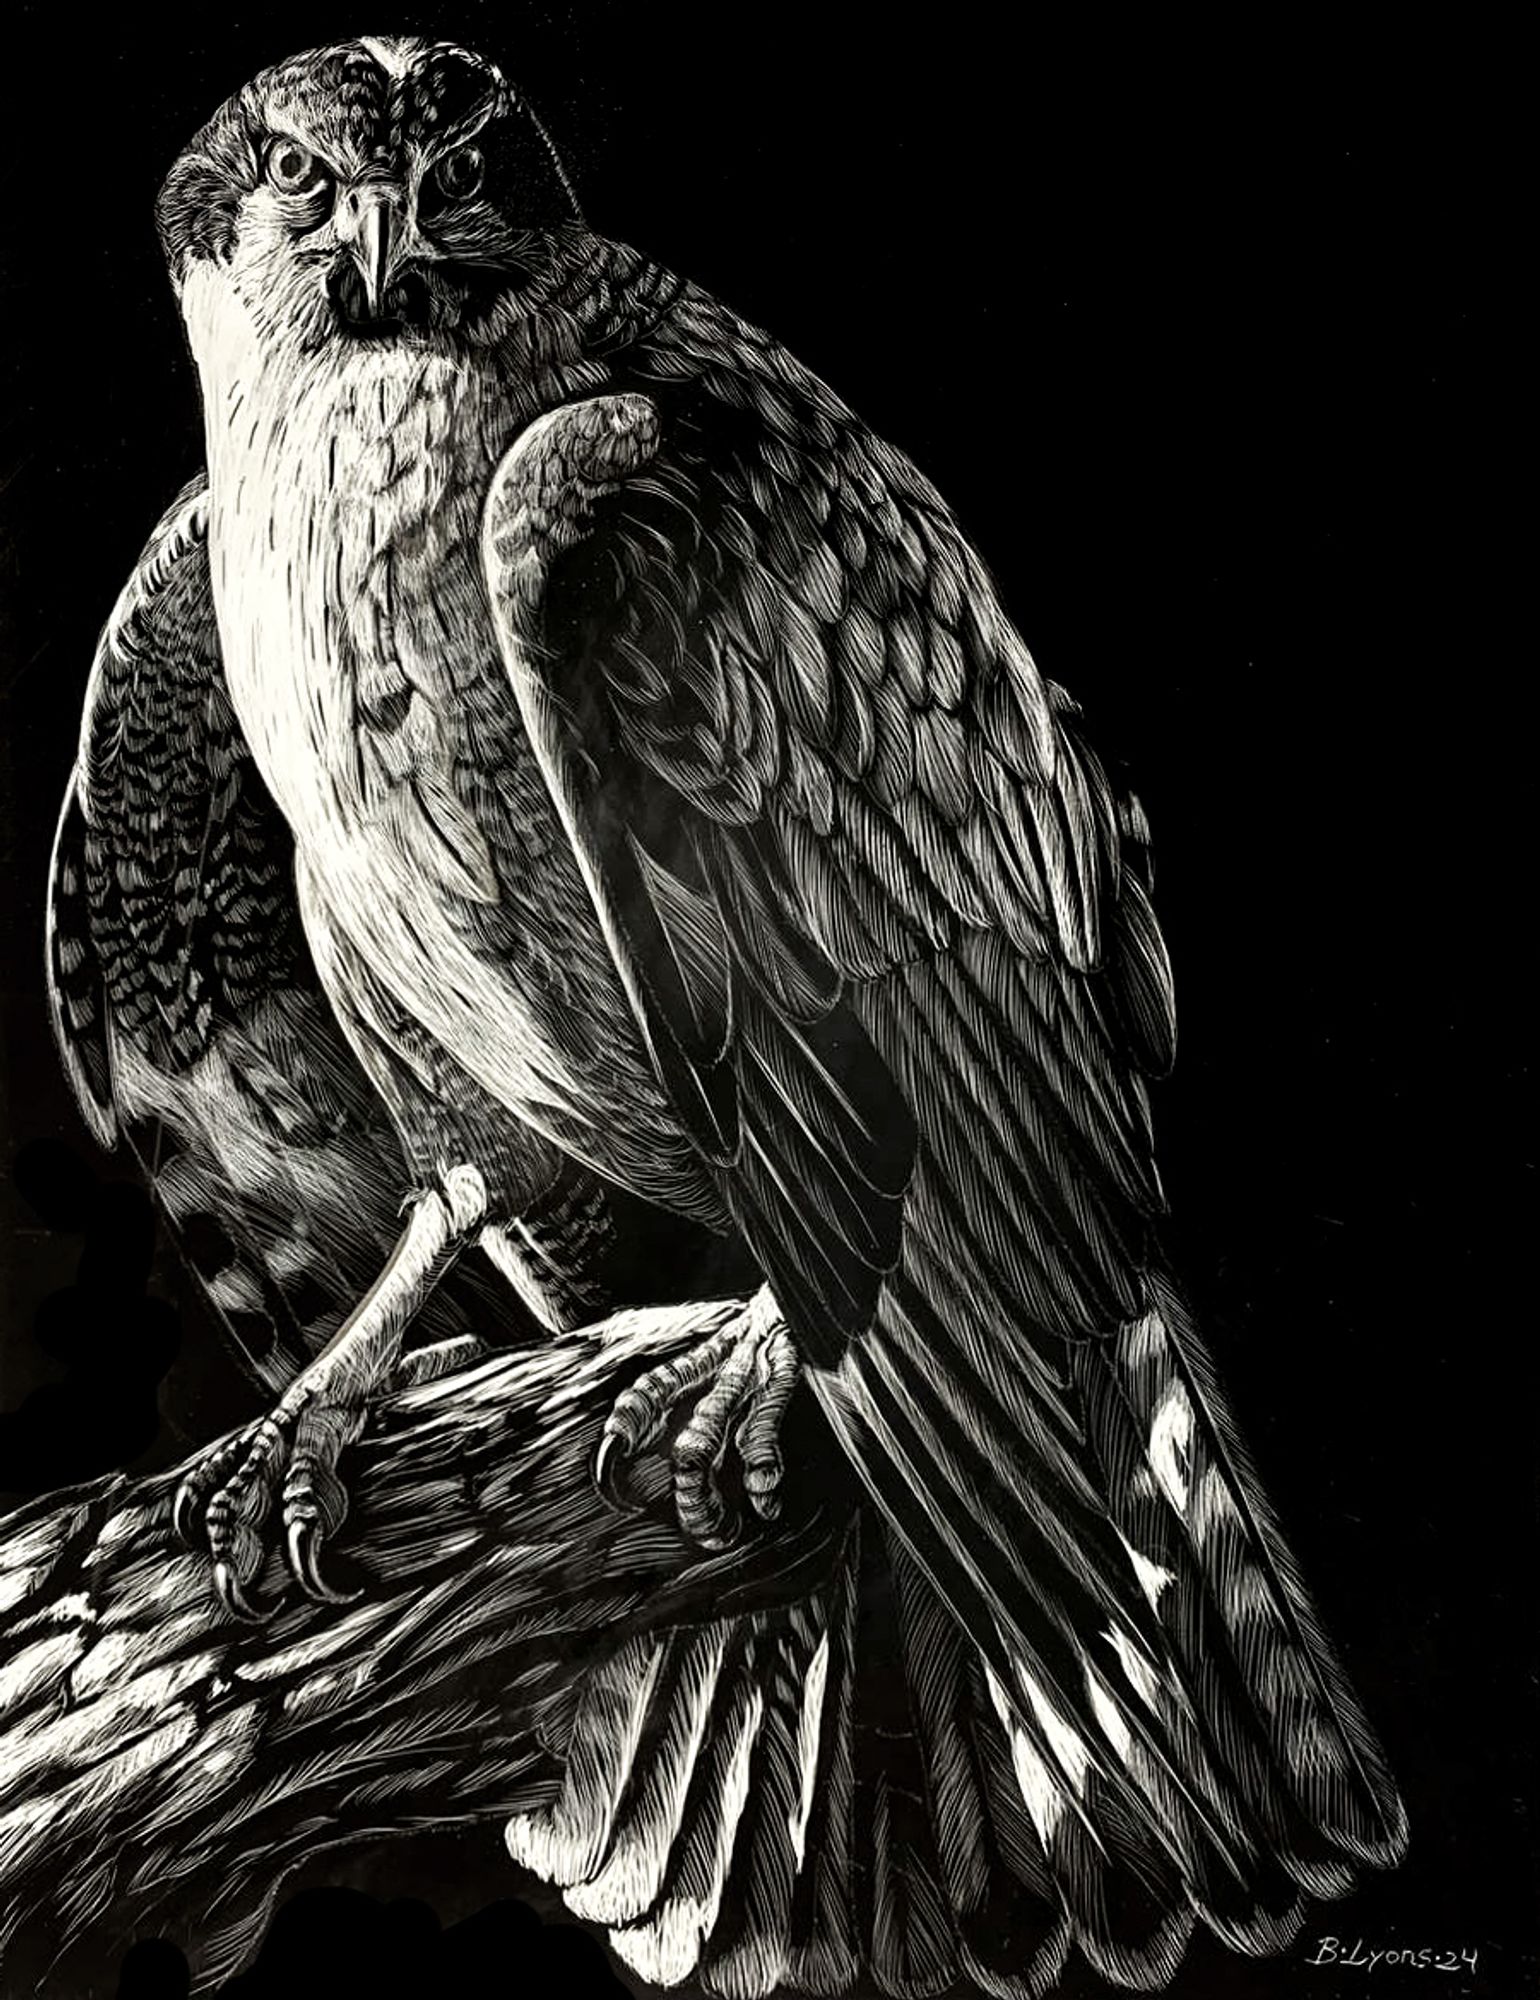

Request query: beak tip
[{"left": 345, "top": 193, "right": 399, "bottom": 316}]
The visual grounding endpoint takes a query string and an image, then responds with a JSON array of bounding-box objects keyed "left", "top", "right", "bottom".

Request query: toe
[
  {"left": 737, "top": 1427, "right": 784, "bottom": 1522},
  {"left": 286, "top": 1515, "right": 363, "bottom": 1606},
  {"left": 672, "top": 1419, "right": 737, "bottom": 1549},
  {"left": 284, "top": 1404, "right": 352, "bottom": 1533},
  {"left": 669, "top": 1332, "right": 766, "bottom": 1543},
  {"left": 733, "top": 1337, "right": 796, "bottom": 1524},
  {"left": 201, "top": 1411, "right": 292, "bottom": 1614},
  {"left": 393, "top": 1335, "right": 485, "bottom": 1388},
  {"left": 174, "top": 1432, "right": 250, "bottom": 1549},
  {"left": 279, "top": 1397, "right": 365, "bottom": 1604}
]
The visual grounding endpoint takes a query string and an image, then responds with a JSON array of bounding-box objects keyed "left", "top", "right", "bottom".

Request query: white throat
[{"left": 179, "top": 262, "right": 487, "bottom": 849}]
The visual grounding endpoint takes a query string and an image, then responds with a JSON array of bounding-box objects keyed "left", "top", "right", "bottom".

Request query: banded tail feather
[{"left": 509, "top": 1291, "right": 1404, "bottom": 1997}]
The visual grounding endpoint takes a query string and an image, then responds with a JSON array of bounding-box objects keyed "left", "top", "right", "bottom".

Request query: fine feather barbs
[{"left": 44, "top": 33, "right": 1409, "bottom": 1997}]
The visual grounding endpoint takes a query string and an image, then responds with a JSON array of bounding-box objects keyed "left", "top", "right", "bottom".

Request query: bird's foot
[
  {"left": 173, "top": 1351, "right": 377, "bottom": 1619},
  {"left": 173, "top": 1170, "right": 489, "bottom": 1619},
  {"left": 595, "top": 1288, "right": 798, "bottom": 1549}
]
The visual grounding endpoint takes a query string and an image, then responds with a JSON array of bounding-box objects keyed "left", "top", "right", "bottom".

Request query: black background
[{"left": 1, "top": 7, "right": 1530, "bottom": 1998}]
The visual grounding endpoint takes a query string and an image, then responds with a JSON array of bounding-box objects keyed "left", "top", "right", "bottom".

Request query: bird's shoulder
[
  {"left": 605, "top": 276, "right": 1041, "bottom": 739},
  {"left": 494, "top": 280, "right": 1173, "bottom": 1069},
  {"left": 562, "top": 283, "right": 1069, "bottom": 891}
]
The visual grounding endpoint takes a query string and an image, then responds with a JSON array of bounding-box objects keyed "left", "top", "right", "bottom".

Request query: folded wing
[{"left": 480, "top": 307, "right": 1405, "bottom": 1984}]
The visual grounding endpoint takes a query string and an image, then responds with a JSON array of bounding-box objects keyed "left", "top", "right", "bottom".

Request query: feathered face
[{"left": 157, "top": 37, "right": 583, "bottom": 356}]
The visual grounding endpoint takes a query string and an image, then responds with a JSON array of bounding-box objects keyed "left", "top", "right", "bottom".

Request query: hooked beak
[{"left": 336, "top": 186, "right": 401, "bottom": 317}]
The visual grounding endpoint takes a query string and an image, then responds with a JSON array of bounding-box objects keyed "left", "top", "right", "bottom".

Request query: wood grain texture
[{"left": 0, "top": 1297, "right": 849, "bottom": 1995}]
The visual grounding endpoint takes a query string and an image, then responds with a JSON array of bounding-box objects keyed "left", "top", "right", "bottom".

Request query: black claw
[
  {"left": 172, "top": 1480, "right": 206, "bottom": 1550},
  {"left": 287, "top": 1518, "right": 363, "bottom": 1606},
  {"left": 213, "top": 1560, "right": 276, "bottom": 1624},
  {"left": 593, "top": 1430, "right": 644, "bottom": 1512}
]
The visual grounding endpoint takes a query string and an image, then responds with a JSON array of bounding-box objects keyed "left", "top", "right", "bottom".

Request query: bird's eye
[
  {"left": 429, "top": 147, "right": 485, "bottom": 204},
  {"left": 264, "top": 137, "right": 329, "bottom": 197}
]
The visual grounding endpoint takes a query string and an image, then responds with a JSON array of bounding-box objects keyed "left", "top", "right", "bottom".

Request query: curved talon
[
  {"left": 287, "top": 1517, "right": 363, "bottom": 1606},
  {"left": 593, "top": 1430, "right": 643, "bottom": 1513},
  {"left": 214, "top": 1560, "right": 276, "bottom": 1624},
  {"left": 173, "top": 1478, "right": 206, "bottom": 1551}
]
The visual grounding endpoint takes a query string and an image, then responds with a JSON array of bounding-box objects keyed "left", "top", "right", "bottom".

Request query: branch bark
[{"left": 0, "top": 1300, "right": 850, "bottom": 1995}]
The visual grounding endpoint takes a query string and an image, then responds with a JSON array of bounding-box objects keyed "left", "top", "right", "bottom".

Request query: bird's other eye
[
  {"left": 264, "top": 137, "right": 330, "bottom": 197},
  {"left": 427, "top": 146, "right": 485, "bottom": 206}
]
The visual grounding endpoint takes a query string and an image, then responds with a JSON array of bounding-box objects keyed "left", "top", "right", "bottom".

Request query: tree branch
[{"left": 0, "top": 1300, "right": 850, "bottom": 1995}]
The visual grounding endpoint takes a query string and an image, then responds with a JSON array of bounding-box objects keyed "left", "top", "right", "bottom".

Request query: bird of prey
[{"left": 48, "top": 35, "right": 1407, "bottom": 1997}]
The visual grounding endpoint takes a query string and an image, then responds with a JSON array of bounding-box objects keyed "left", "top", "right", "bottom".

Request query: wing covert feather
[{"left": 483, "top": 357, "right": 1165, "bottom": 1367}]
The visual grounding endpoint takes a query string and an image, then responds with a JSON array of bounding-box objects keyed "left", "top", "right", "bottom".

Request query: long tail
[
  {"left": 507, "top": 1286, "right": 1406, "bottom": 1996},
  {"left": 509, "top": 1510, "right": 1039, "bottom": 1998}
]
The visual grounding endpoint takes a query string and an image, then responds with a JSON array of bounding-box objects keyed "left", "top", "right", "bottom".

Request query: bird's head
[{"left": 157, "top": 37, "right": 584, "bottom": 356}]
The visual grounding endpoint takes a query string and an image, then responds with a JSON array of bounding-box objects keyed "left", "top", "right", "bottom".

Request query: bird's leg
[
  {"left": 596, "top": 1285, "right": 800, "bottom": 1549},
  {"left": 175, "top": 1164, "right": 490, "bottom": 1616}
]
